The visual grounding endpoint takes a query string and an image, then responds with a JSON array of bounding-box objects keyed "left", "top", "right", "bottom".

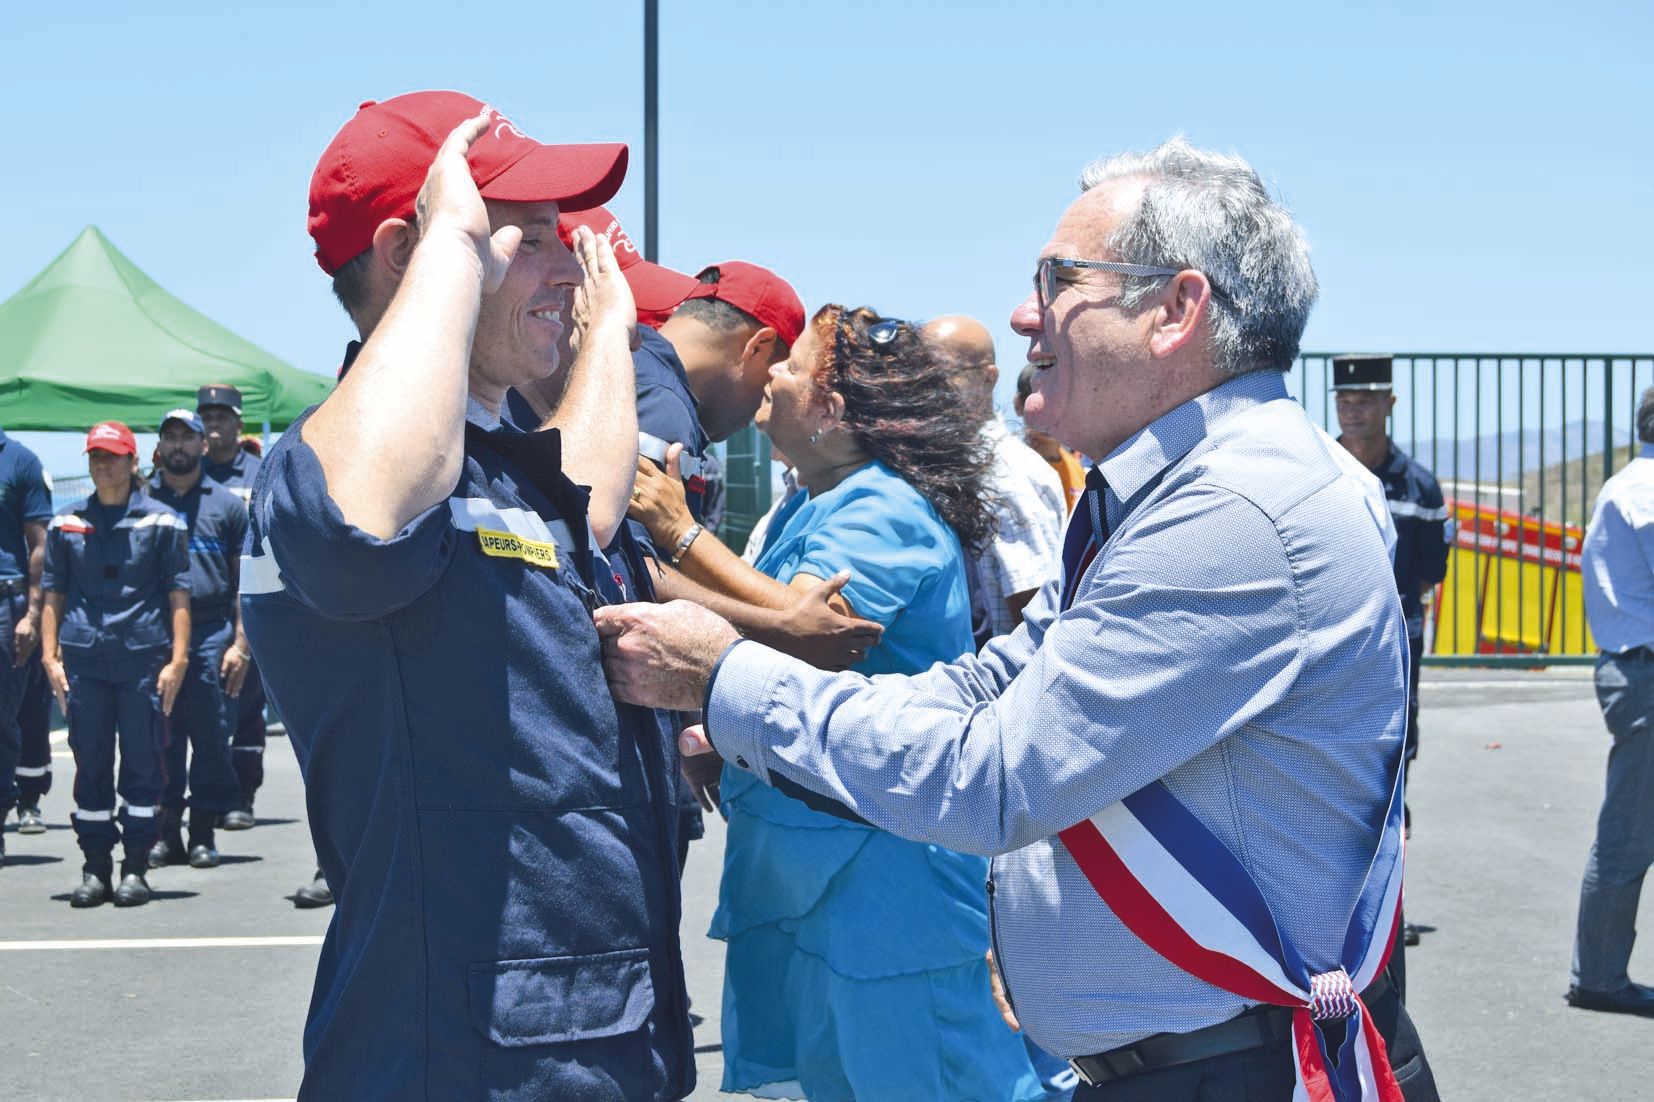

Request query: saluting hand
[
  {"left": 568, "top": 224, "right": 639, "bottom": 355},
  {"left": 413, "top": 109, "right": 523, "bottom": 294}
]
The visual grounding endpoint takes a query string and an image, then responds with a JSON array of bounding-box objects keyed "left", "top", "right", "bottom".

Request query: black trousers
[{"left": 1072, "top": 980, "right": 1438, "bottom": 1102}]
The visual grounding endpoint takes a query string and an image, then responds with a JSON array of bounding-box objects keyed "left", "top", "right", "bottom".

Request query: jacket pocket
[{"left": 467, "top": 947, "right": 654, "bottom": 1048}]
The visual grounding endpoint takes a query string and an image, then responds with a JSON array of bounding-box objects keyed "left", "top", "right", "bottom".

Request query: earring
[{"left": 808, "top": 429, "right": 822, "bottom": 446}]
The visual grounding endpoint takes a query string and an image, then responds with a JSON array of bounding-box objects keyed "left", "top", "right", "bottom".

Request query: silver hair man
[{"left": 1081, "top": 137, "right": 1318, "bottom": 377}]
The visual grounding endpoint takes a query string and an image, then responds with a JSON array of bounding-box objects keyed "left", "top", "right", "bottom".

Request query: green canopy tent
[{"left": 0, "top": 226, "right": 332, "bottom": 432}]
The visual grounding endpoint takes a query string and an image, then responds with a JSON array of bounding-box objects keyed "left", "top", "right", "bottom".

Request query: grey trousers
[{"left": 1571, "top": 651, "right": 1654, "bottom": 991}]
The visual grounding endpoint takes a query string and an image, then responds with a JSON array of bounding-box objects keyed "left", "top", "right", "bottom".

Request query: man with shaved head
[{"left": 926, "top": 315, "right": 1066, "bottom": 650}]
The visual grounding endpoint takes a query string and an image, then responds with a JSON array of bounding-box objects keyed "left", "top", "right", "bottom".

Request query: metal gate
[{"left": 1294, "top": 354, "right": 1654, "bottom": 666}]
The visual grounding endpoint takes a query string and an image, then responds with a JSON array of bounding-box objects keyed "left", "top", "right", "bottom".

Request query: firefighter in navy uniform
[
  {"left": 196, "top": 384, "right": 267, "bottom": 831},
  {"left": 147, "top": 409, "right": 251, "bottom": 869},
  {"left": 40, "top": 422, "right": 191, "bottom": 907},
  {"left": 1334, "top": 353, "right": 1451, "bottom": 965},
  {"left": 238, "top": 93, "right": 692, "bottom": 1099}
]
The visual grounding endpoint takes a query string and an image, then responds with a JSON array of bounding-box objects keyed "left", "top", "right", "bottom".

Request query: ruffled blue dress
[{"left": 712, "top": 461, "right": 1045, "bottom": 1101}]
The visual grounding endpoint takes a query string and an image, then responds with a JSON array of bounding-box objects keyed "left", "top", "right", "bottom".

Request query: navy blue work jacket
[
  {"left": 1373, "top": 441, "right": 1451, "bottom": 636},
  {"left": 240, "top": 405, "right": 693, "bottom": 1101},
  {"left": 43, "top": 489, "right": 190, "bottom": 663},
  {"left": 148, "top": 474, "right": 248, "bottom": 629}
]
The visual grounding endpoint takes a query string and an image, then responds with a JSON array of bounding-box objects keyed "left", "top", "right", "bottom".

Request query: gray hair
[
  {"left": 1637, "top": 386, "right": 1654, "bottom": 445},
  {"left": 1078, "top": 137, "right": 1318, "bottom": 376}
]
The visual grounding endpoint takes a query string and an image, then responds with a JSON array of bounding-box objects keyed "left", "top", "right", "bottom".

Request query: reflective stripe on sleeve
[
  {"left": 14, "top": 765, "right": 49, "bottom": 777},
  {"left": 240, "top": 537, "right": 284, "bottom": 596},
  {"left": 638, "top": 432, "right": 705, "bottom": 481},
  {"left": 114, "top": 513, "right": 187, "bottom": 530},
  {"left": 1387, "top": 500, "right": 1449, "bottom": 522},
  {"left": 119, "top": 804, "right": 157, "bottom": 818},
  {"left": 449, "top": 497, "right": 556, "bottom": 543},
  {"left": 72, "top": 809, "right": 114, "bottom": 822}
]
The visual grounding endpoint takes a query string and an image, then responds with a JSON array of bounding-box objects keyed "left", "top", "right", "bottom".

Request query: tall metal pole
[{"left": 643, "top": 0, "right": 659, "bottom": 262}]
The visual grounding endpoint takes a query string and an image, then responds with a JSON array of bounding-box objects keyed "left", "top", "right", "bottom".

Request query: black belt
[
  {"left": 1067, "top": 971, "right": 1392, "bottom": 1088},
  {"left": 0, "top": 576, "right": 27, "bottom": 597},
  {"left": 1610, "top": 645, "right": 1654, "bottom": 662}
]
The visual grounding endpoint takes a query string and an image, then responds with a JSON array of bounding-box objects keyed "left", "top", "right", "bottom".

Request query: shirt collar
[
  {"left": 1097, "top": 370, "right": 1289, "bottom": 504},
  {"left": 465, "top": 396, "right": 503, "bottom": 431}
]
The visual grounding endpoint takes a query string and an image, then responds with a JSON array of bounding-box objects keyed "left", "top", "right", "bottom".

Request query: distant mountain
[{"left": 1408, "top": 421, "right": 1635, "bottom": 483}]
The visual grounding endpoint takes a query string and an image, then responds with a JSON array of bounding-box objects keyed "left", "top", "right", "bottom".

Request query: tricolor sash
[{"left": 1053, "top": 476, "right": 1407, "bottom": 1100}]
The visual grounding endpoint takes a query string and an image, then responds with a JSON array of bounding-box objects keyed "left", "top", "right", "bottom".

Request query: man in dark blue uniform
[
  {"left": 195, "top": 384, "right": 266, "bottom": 832},
  {"left": 147, "top": 409, "right": 250, "bottom": 869},
  {"left": 1335, "top": 352, "right": 1451, "bottom": 959},
  {"left": 239, "top": 92, "right": 692, "bottom": 1099},
  {"left": 0, "top": 427, "right": 53, "bottom": 865}
]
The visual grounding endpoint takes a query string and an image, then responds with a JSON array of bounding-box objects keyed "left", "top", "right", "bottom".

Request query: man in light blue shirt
[
  {"left": 1569, "top": 389, "right": 1654, "bottom": 1017},
  {"left": 597, "top": 139, "right": 1437, "bottom": 1100}
]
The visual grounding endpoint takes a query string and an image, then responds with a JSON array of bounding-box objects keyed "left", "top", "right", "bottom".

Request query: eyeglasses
[{"left": 1034, "top": 256, "right": 1181, "bottom": 313}]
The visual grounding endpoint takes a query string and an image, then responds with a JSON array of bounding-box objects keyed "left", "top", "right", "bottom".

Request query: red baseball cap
[
  {"left": 557, "top": 206, "right": 698, "bottom": 321},
  {"left": 85, "top": 421, "right": 137, "bottom": 456},
  {"left": 308, "top": 90, "right": 629, "bottom": 275},
  {"left": 683, "top": 262, "right": 806, "bottom": 347}
]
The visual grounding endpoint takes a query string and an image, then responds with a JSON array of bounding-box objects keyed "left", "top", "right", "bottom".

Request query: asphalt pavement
[{"left": 1, "top": 667, "right": 1650, "bottom": 1100}]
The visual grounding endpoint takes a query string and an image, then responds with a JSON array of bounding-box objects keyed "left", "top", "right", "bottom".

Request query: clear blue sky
[{"left": 4, "top": 0, "right": 1651, "bottom": 473}]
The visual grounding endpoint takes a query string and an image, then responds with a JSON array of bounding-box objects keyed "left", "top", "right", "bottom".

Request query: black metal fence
[{"left": 1294, "top": 353, "right": 1654, "bottom": 666}]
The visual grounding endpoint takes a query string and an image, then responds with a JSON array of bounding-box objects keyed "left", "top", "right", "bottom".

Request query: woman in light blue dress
[{"left": 631, "top": 306, "right": 1044, "bottom": 1101}]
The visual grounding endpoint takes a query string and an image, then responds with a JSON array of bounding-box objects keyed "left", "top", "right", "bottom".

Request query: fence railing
[
  {"left": 45, "top": 353, "right": 1650, "bottom": 669},
  {"left": 1294, "top": 353, "right": 1654, "bottom": 666}
]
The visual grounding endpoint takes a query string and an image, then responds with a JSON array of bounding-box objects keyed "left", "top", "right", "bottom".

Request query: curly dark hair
[{"left": 813, "top": 305, "right": 998, "bottom": 552}]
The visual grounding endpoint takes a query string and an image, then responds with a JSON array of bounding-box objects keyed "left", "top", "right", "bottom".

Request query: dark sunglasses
[{"left": 835, "top": 312, "right": 909, "bottom": 364}]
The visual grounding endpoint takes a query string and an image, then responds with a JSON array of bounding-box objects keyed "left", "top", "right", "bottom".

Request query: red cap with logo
[
  {"left": 308, "top": 90, "right": 629, "bottom": 275},
  {"left": 557, "top": 206, "right": 698, "bottom": 325},
  {"left": 84, "top": 421, "right": 137, "bottom": 456},
  {"left": 683, "top": 262, "right": 806, "bottom": 347}
]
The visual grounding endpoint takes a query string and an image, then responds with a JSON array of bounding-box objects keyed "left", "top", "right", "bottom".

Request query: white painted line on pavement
[
  {"left": 0, "top": 935, "right": 323, "bottom": 952},
  {"left": 1420, "top": 680, "right": 1588, "bottom": 690},
  {"left": 50, "top": 729, "right": 69, "bottom": 744}
]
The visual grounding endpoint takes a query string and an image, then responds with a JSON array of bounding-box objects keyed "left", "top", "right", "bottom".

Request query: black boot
[
  {"left": 293, "top": 869, "right": 334, "bottom": 909},
  {"left": 113, "top": 867, "right": 152, "bottom": 907},
  {"left": 221, "top": 794, "right": 255, "bottom": 831},
  {"left": 188, "top": 810, "right": 220, "bottom": 869},
  {"left": 149, "top": 809, "right": 188, "bottom": 868},
  {"left": 71, "top": 857, "right": 115, "bottom": 908}
]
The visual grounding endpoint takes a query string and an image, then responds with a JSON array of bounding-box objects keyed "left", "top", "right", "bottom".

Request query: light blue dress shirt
[
  {"left": 1581, "top": 444, "right": 1654, "bottom": 654},
  {"left": 706, "top": 370, "right": 1408, "bottom": 1058}
]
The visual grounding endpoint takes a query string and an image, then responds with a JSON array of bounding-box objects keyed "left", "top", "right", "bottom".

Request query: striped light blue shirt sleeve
[{"left": 707, "top": 482, "right": 1304, "bottom": 856}]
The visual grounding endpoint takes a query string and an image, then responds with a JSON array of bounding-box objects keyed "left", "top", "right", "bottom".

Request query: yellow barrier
[{"left": 1431, "top": 500, "right": 1595, "bottom": 657}]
